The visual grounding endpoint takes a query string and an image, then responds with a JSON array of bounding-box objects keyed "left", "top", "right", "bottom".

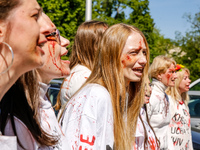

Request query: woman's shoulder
[
  {"left": 76, "top": 83, "right": 110, "bottom": 100},
  {"left": 62, "top": 65, "right": 91, "bottom": 87},
  {"left": 71, "top": 64, "right": 91, "bottom": 74},
  {"left": 4, "top": 116, "right": 39, "bottom": 150}
]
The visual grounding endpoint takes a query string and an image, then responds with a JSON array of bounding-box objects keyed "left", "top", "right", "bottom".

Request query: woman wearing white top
[
  {"left": 147, "top": 55, "right": 177, "bottom": 150},
  {"left": 166, "top": 65, "right": 193, "bottom": 150},
  {"left": 135, "top": 77, "right": 160, "bottom": 150},
  {"left": 1, "top": 13, "right": 70, "bottom": 149},
  {"left": 55, "top": 21, "right": 108, "bottom": 110},
  {"left": 59, "top": 23, "right": 150, "bottom": 150}
]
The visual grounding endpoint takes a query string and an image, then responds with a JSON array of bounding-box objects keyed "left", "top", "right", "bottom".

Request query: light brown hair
[
  {"left": 61, "top": 23, "right": 150, "bottom": 149},
  {"left": 69, "top": 20, "right": 108, "bottom": 70}
]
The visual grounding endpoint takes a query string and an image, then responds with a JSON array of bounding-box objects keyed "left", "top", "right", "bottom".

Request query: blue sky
[{"left": 149, "top": 0, "right": 200, "bottom": 40}]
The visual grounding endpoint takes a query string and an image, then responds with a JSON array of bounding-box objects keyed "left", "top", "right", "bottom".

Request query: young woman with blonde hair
[
  {"left": 166, "top": 65, "right": 193, "bottom": 150},
  {"left": 55, "top": 20, "right": 108, "bottom": 110},
  {"left": 147, "top": 55, "right": 177, "bottom": 149},
  {"left": 59, "top": 23, "right": 150, "bottom": 150}
]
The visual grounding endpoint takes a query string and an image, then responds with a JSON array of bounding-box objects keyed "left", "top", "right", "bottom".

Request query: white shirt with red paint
[
  {"left": 146, "top": 79, "right": 170, "bottom": 149},
  {"left": 38, "top": 82, "right": 69, "bottom": 150},
  {"left": 59, "top": 83, "right": 114, "bottom": 150},
  {"left": 60, "top": 64, "right": 91, "bottom": 106},
  {"left": 4, "top": 83, "right": 69, "bottom": 150},
  {"left": 134, "top": 107, "right": 159, "bottom": 150},
  {"left": 167, "top": 96, "right": 193, "bottom": 150}
]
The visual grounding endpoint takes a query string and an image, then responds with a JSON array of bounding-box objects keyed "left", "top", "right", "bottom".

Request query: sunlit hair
[
  {"left": 69, "top": 20, "right": 108, "bottom": 70},
  {"left": 0, "top": 0, "right": 20, "bottom": 20},
  {"left": 149, "top": 55, "right": 176, "bottom": 80},
  {"left": 61, "top": 23, "right": 150, "bottom": 149},
  {"left": 166, "top": 68, "right": 190, "bottom": 104},
  {"left": 55, "top": 20, "right": 108, "bottom": 110}
]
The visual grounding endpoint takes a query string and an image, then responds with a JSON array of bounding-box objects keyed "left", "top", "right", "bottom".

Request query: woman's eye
[
  {"left": 143, "top": 50, "right": 147, "bottom": 55},
  {"left": 129, "top": 51, "right": 137, "bottom": 55},
  {"left": 32, "top": 13, "right": 39, "bottom": 21}
]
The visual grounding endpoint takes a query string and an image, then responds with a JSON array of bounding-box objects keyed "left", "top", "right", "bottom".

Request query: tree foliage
[
  {"left": 38, "top": 0, "right": 86, "bottom": 45},
  {"left": 174, "top": 11, "right": 200, "bottom": 81},
  {"left": 37, "top": 0, "right": 175, "bottom": 63}
]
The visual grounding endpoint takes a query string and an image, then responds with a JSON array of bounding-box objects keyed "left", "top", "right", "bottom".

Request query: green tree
[
  {"left": 175, "top": 11, "right": 200, "bottom": 81},
  {"left": 38, "top": 0, "right": 172, "bottom": 62},
  {"left": 150, "top": 28, "right": 174, "bottom": 63},
  {"left": 38, "top": 0, "right": 85, "bottom": 45}
]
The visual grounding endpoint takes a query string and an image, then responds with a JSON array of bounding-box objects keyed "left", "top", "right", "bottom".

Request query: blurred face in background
[
  {"left": 36, "top": 14, "right": 70, "bottom": 83},
  {"left": 179, "top": 71, "right": 191, "bottom": 94},
  {"left": 158, "top": 63, "right": 177, "bottom": 87},
  {"left": 144, "top": 78, "right": 152, "bottom": 104}
]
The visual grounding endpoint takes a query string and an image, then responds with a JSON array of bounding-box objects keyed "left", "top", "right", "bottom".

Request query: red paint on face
[
  {"left": 48, "top": 41, "right": 64, "bottom": 76},
  {"left": 122, "top": 60, "right": 126, "bottom": 68},
  {"left": 138, "top": 40, "right": 142, "bottom": 50},
  {"left": 121, "top": 54, "right": 136, "bottom": 68},
  {"left": 80, "top": 134, "right": 95, "bottom": 146},
  {"left": 126, "top": 55, "right": 131, "bottom": 61}
]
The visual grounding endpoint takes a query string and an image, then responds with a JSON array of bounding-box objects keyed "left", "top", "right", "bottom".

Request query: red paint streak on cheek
[
  {"left": 122, "top": 60, "right": 126, "bottom": 68},
  {"left": 166, "top": 73, "right": 172, "bottom": 85},
  {"left": 126, "top": 55, "right": 131, "bottom": 61},
  {"left": 48, "top": 41, "right": 64, "bottom": 76}
]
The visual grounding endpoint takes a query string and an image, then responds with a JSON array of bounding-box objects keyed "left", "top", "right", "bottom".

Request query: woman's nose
[
  {"left": 138, "top": 55, "right": 147, "bottom": 66},
  {"left": 60, "top": 36, "right": 70, "bottom": 47}
]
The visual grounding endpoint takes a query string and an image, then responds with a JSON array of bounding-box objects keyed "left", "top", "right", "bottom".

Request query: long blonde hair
[
  {"left": 61, "top": 23, "right": 149, "bottom": 149},
  {"left": 166, "top": 68, "right": 190, "bottom": 104}
]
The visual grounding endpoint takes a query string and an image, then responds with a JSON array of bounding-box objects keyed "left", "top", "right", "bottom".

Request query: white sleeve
[
  {"left": 146, "top": 93, "right": 158, "bottom": 120},
  {"left": 60, "top": 71, "right": 91, "bottom": 105}
]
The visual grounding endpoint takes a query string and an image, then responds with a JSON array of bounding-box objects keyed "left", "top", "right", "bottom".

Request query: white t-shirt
[
  {"left": 134, "top": 107, "right": 159, "bottom": 150},
  {"left": 146, "top": 79, "right": 170, "bottom": 149},
  {"left": 60, "top": 64, "right": 91, "bottom": 106},
  {"left": 167, "top": 95, "right": 193, "bottom": 150},
  {"left": 59, "top": 83, "right": 114, "bottom": 150}
]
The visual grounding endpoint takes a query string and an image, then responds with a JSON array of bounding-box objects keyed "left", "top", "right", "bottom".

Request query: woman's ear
[{"left": 157, "top": 74, "right": 162, "bottom": 81}]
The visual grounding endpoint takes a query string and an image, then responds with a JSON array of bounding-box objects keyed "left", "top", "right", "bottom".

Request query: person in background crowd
[
  {"left": 134, "top": 77, "right": 160, "bottom": 150},
  {"left": 55, "top": 20, "right": 108, "bottom": 111},
  {"left": 166, "top": 64, "right": 193, "bottom": 150},
  {"left": 0, "top": 0, "right": 48, "bottom": 100},
  {"left": 59, "top": 23, "right": 149, "bottom": 150},
  {"left": 147, "top": 55, "right": 177, "bottom": 150},
  {"left": 0, "top": 13, "right": 68, "bottom": 149}
]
